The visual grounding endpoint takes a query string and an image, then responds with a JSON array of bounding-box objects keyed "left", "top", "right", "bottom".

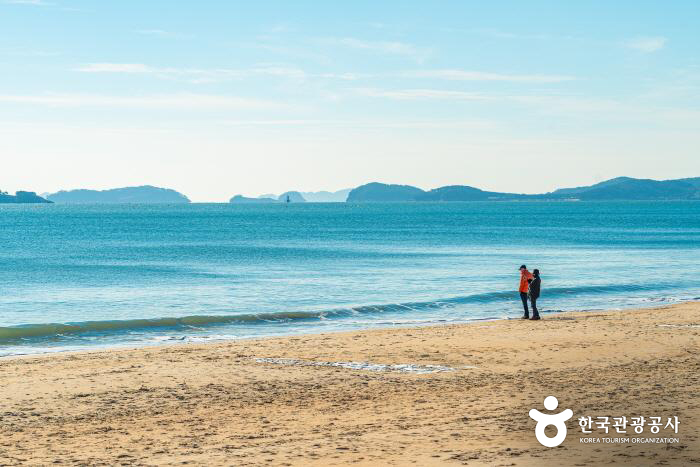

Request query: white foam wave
[{"left": 254, "top": 357, "right": 462, "bottom": 374}]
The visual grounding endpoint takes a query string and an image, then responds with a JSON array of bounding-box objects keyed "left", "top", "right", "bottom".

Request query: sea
[{"left": 1, "top": 201, "right": 699, "bottom": 357}]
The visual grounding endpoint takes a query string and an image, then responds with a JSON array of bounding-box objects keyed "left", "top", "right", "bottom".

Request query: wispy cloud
[
  {"left": 75, "top": 63, "right": 308, "bottom": 83},
  {"left": 402, "top": 70, "right": 575, "bottom": 83},
  {"left": 222, "top": 119, "right": 322, "bottom": 126},
  {"left": 0, "top": 93, "right": 280, "bottom": 110},
  {"left": 318, "top": 72, "right": 368, "bottom": 80},
  {"left": 243, "top": 41, "right": 331, "bottom": 64},
  {"left": 625, "top": 36, "right": 667, "bottom": 53},
  {"left": 83, "top": 62, "right": 573, "bottom": 85},
  {"left": 2, "top": 0, "right": 53, "bottom": 5},
  {"left": 358, "top": 87, "right": 625, "bottom": 111},
  {"left": 357, "top": 87, "right": 700, "bottom": 128},
  {"left": 0, "top": 46, "right": 60, "bottom": 57},
  {"left": 220, "top": 118, "right": 494, "bottom": 130},
  {"left": 326, "top": 37, "right": 431, "bottom": 61},
  {"left": 335, "top": 38, "right": 420, "bottom": 54},
  {"left": 136, "top": 29, "right": 170, "bottom": 36},
  {"left": 134, "top": 29, "right": 192, "bottom": 39},
  {"left": 357, "top": 88, "right": 491, "bottom": 100},
  {"left": 75, "top": 62, "right": 365, "bottom": 83},
  {"left": 469, "top": 28, "right": 554, "bottom": 41},
  {"left": 263, "top": 23, "right": 296, "bottom": 34},
  {"left": 78, "top": 63, "right": 154, "bottom": 73}
]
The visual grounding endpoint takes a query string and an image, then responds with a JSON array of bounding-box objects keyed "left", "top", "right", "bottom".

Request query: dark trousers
[
  {"left": 530, "top": 296, "right": 539, "bottom": 317},
  {"left": 520, "top": 292, "right": 529, "bottom": 317}
]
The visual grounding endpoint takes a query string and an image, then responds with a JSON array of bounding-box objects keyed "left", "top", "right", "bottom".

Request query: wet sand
[{"left": 1, "top": 303, "right": 699, "bottom": 466}]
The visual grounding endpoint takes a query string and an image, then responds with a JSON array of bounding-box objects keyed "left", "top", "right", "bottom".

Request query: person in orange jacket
[{"left": 518, "top": 265, "right": 534, "bottom": 319}]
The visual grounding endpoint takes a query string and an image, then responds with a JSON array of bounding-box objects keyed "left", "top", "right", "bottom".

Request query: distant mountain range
[
  {"left": 46, "top": 186, "right": 190, "bottom": 204},
  {"left": 546, "top": 177, "right": 700, "bottom": 200},
  {"left": 6, "top": 177, "right": 700, "bottom": 204},
  {"left": 347, "top": 177, "right": 700, "bottom": 202},
  {"left": 0, "top": 191, "right": 52, "bottom": 204}
]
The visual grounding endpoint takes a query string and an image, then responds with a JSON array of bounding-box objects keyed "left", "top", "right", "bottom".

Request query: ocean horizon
[{"left": 2, "top": 201, "right": 699, "bottom": 357}]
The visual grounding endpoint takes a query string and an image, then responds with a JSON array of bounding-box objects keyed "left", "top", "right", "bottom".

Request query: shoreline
[
  {"left": 0, "top": 298, "right": 691, "bottom": 360},
  {"left": 1, "top": 302, "right": 699, "bottom": 465}
]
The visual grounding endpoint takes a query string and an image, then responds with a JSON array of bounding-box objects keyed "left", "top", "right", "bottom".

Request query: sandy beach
[{"left": 1, "top": 303, "right": 698, "bottom": 466}]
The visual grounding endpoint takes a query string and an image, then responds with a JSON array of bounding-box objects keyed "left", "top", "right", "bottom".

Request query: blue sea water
[{"left": 1, "top": 201, "right": 699, "bottom": 357}]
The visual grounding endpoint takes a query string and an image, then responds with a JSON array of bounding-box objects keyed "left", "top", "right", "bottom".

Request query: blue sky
[{"left": 1, "top": 0, "right": 698, "bottom": 201}]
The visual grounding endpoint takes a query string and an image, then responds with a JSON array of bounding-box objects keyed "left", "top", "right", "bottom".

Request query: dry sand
[{"left": 1, "top": 303, "right": 699, "bottom": 466}]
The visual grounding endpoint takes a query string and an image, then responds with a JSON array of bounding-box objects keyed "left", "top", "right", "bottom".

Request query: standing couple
[{"left": 518, "top": 265, "right": 541, "bottom": 320}]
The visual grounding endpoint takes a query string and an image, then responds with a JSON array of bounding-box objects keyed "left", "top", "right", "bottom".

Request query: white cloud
[
  {"left": 318, "top": 72, "right": 368, "bottom": 80},
  {"left": 403, "top": 70, "right": 575, "bottom": 83},
  {"left": 337, "top": 38, "right": 416, "bottom": 54},
  {"left": 0, "top": 93, "right": 280, "bottom": 110},
  {"left": 222, "top": 119, "right": 322, "bottom": 126},
  {"left": 625, "top": 36, "right": 667, "bottom": 53},
  {"left": 359, "top": 87, "right": 629, "bottom": 116},
  {"left": 79, "top": 62, "right": 574, "bottom": 86},
  {"left": 327, "top": 37, "right": 431, "bottom": 61},
  {"left": 75, "top": 62, "right": 367, "bottom": 83},
  {"left": 74, "top": 62, "right": 307, "bottom": 82},
  {"left": 134, "top": 29, "right": 192, "bottom": 39},
  {"left": 354, "top": 88, "right": 700, "bottom": 128},
  {"left": 78, "top": 63, "right": 155, "bottom": 73},
  {"left": 219, "top": 118, "right": 493, "bottom": 129},
  {"left": 2, "top": 0, "right": 52, "bottom": 4},
  {"left": 357, "top": 88, "right": 491, "bottom": 100},
  {"left": 136, "top": 29, "right": 169, "bottom": 36},
  {"left": 469, "top": 28, "right": 559, "bottom": 41},
  {"left": 0, "top": 46, "right": 60, "bottom": 57},
  {"left": 251, "top": 66, "right": 306, "bottom": 79}
]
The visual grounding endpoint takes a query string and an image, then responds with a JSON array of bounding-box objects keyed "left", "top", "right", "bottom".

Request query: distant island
[
  {"left": 46, "top": 186, "right": 190, "bottom": 204},
  {"left": 230, "top": 188, "right": 351, "bottom": 204},
  {"left": 347, "top": 183, "right": 425, "bottom": 203},
  {"left": 0, "top": 191, "right": 52, "bottom": 204},
  {"left": 230, "top": 191, "right": 307, "bottom": 203},
  {"left": 345, "top": 182, "right": 525, "bottom": 202},
  {"left": 545, "top": 176, "right": 700, "bottom": 200},
  {"left": 300, "top": 189, "right": 351, "bottom": 202},
  {"left": 346, "top": 177, "right": 700, "bottom": 202},
  {"left": 229, "top": 195, "right": 279, "bottom": 203},
  {"left": 278, "top": 191, "right": 306, "bottom": 203}
]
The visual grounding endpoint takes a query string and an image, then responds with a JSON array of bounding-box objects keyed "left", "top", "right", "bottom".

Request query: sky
[{"left": 1, "top": 1, "right": 699, "bottom": 202}]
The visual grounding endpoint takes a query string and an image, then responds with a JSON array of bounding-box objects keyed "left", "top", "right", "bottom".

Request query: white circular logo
[{"left": 529, "top": 396, "right": 573, "bottom": 447}]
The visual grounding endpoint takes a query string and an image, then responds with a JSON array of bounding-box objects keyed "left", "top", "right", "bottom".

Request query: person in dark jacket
[{"left": 528, "top": 269, "right": 541, "bottom": 320}]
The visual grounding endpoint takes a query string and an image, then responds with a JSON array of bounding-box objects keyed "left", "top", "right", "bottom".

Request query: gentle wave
[
  {"left": 0, "top": 312, "right": 326, "bottom": 341},
  {"left": 0, "top": 282, "right": 671, "bottom": 342}
]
